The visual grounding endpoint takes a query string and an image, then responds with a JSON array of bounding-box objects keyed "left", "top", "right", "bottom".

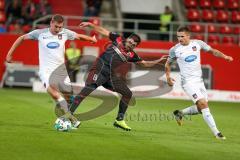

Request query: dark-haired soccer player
[
  {"left": 6, "top": 14, "right": 97, "bottom": 128},
  {"left": 69, "top": 22, "right": 168, "bottom": 131},
  {"left": 165, "top": 26, "right": 233, "bottom": 139}
]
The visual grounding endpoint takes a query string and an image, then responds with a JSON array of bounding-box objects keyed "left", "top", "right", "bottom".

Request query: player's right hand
[
  {"left": 224, "top": 55, "right": 233, "bottom": 62},
  {"left": 91, "top": 35, "right": 97, "bottom": 43},
  {"left": 5, "top": 55, "right": 12, "bottom": 63},
  {"left": 167, "top": 77, "right": 175, "bottom": 86}
]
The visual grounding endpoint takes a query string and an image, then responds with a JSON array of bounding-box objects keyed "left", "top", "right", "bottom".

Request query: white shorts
[
  {"left": 39, "top": 69, "right": 71, "bottom": 89},
  {"left": 182, "top": 81, "right": 208, "bottom": 104}
]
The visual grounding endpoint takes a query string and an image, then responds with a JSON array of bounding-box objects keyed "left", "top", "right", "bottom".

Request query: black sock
[
  {"left": 116, "top": 99, "right": 129, "bottom": 121},
  {"left": 69, "top": 84, "right": 97, "bottom": 113}
]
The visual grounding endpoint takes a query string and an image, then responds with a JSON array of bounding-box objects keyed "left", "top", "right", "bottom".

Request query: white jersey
[
  {"left": 168, "top": 39, "right": 211, "bottom": 84},
  {"left": 27, "top": 28, "right": 77, "bottom": 75}
]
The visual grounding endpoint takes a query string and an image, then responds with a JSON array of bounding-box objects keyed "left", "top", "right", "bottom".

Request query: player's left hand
[
  {"left": 79, "top": 22, "right": 92, "bottom": 28},
  {"left": 91, "top": 35, "right": 97, "bottom": 44},
  {"left": 159, "top": 55, "right": 169, "bottom": 64},
  {"left": 6, "top": 55, "right": 12, "bottom": 63},
  {"left": 224, "top": 56, "right": 233, "bottom": 62}
]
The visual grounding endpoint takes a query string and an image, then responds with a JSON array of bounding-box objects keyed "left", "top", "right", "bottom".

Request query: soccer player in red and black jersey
[{"left": 69, "top": 22, "right": 167, "bottom": 131}]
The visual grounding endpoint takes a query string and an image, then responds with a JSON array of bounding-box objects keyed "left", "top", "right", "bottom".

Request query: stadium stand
[
  {"left": 50, "top": 0, "right": 83, "bottom": 16},
  {"left": 184, "top": 0, "right": 240, "bottom": 45}
]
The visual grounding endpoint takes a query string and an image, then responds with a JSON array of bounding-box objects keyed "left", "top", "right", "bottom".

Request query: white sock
[
  {"left": 201, "top": 108, "right": 220, "bottom": 136},
  {"left": 56, "top": 96, "right": 69, "bottom": 113},
  {"left": 182, "top": 105, "right": 199, "bottom": 115}
]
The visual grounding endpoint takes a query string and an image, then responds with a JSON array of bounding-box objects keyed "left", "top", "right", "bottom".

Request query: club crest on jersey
[
  {"left": 127, "top": 52, "right": 134, "bottom": 58},
  {"left": 192, "top": 93, "right": 198, "bottom": 99},
  {"left": 192, "top": 46, "right": 197, "bottom": 51},
  {"left": 58, "top": 34, "right": 62, "bottom": 40},
  {"left": 47, "top": 42, "right": 60, "bottom": 49},
  {"left": 185, "top": 55, "right": 197, "bottom": 62}
]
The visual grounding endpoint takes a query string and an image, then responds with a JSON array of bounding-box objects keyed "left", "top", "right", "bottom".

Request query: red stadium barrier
[{"left": 0, "top": 35, "right": 240, "bottom": 91}]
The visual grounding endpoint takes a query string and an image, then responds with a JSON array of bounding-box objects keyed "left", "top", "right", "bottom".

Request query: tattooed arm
[{"left": 208, "top": 48, "right": 233, "bottom": 62}]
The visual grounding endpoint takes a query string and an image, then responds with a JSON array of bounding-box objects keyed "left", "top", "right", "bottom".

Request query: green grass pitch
[{"left": 0, "top": 88, "right": 240, "bottom": 160}]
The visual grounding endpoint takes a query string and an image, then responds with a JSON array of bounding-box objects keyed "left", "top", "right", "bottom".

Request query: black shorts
[{"left": 86, "top": 59, "right": 130, "bottom": 93}]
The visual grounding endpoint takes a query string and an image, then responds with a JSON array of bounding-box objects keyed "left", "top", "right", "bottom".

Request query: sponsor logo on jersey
[
  {"left": 43, "top": 36, "right": 54, "bottom": 39},
  {"left": 47, "top": 42, "right": 60, "bottom": 49},
  {"left": 185, "top": 55, "right": 197, "bottom": 62},
  {"left": 192, "top": 46, "right": 197, "bottom": 51}
]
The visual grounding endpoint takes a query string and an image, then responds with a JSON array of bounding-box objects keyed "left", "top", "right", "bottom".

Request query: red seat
[
  {"left": 192, "top": 34, "right": 205, "bottom": 41},
  {"left": 228, "top": 0, "right": 239, "bottom": 10},
  {"left": 202, "top": 10, "right": 214, "bottom": 22},
  {"left": 216, "top": 10, "right": 229, "bottom": 23},
  {"left": 234, "top": 27, "right": 240, "bottom": 34},
  {"left": 184, "top": 0, "right": 198, "bottom": 8},
  {"left": 200, "top": 0, "right": 211, "bottom": 8},
  {"left": 219, "top": 25, "right": 233, "bottom": 34},
  {"left": 207, "top": 24, "right": 218, "bottom": 33},
  {"left": 0, "top": 0, "right": 5, "bottom": 10},
  {"left": 0, "top": 11, "right": 5, "bottom": 22},
  {"left": 189, "top": 24, "right": 203, "bottom": 32},
  {"left": 187, "top": 9, "right": 200, "bottom": 21},
  {"left": 208, "top": 34, "right": 220, "bottom": 44},
  {"left": 213, "top": 0, "right": 225, "bottom": 9},
  {"left": 222, "top": 36, "right": 235, "bottom": 44},
  {"left": 22, "top": 25, "right": 31, "bottom": 33},
  {"left": 8, "top": 24, "right": 15, "bottom": 32},
  {"left": 231, "top": 11, "right": 240, "bottom": 23},
  {"left": 238, "top": 37, "right": 240, "bottom": 46}
]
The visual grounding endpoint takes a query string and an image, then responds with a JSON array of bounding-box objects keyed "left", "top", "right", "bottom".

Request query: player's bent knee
[
  {"left": 124, "top": 89, "right": 132, "bottom": 98},
  {"left": 196, "top": 99, "right": 208, "bottom": 110}
]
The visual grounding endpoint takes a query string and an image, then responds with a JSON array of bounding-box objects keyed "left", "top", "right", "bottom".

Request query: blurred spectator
[
  {"left": 6, "top": 0, "right": 24, "bottom": 27},
  {"left": 0, "top": 22, "right": 6, "bottom": 33},
  {"left": 159, "top": 6, "right": 174, "bottom": 40},
  {"left": 84, "top": 0, "right": 102, "bottom": 17},
  {"left": 37, "top": 0, "right": 52, "bottom": 18},
  {"left": 22, "top": 0, "right": 38, "bottom": 25},
  {"left": 9, "top": 22, "right": 24, "bottom": 34},
  {"left": 65, "top": 41, "right": 81, "bottom": 82}
]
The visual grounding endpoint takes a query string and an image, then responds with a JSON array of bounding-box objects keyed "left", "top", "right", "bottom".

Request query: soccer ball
[{"left": 54, "top": 117, "right": 72, "bottom": 132}]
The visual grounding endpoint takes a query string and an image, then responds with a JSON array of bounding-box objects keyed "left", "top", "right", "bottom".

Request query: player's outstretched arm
[
  {"left": 137, "top": 55, "right": 168, "bottom": 67},
  {"left": 6, "top": 34, "right": 29, "bottom": 63},
  {"left": 75, "top": 34, "right": 97, "bottom": 43},
  {"left": 208, "top": 48, "right": 233, "bottom": 62},
  {"left": 165, "top": 59, "right": 175, "bottom": 86},
  {"left": 79, "top": 22, "right": 110, "bottom": 37}
]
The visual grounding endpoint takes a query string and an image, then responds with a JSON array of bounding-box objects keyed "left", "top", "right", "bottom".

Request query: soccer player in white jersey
[
  {"left": 165, "top": 26, "right": 233, "bottom": 140},
  {"left": 6, "top": 14, "right": 97, "bottom": 128}
]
